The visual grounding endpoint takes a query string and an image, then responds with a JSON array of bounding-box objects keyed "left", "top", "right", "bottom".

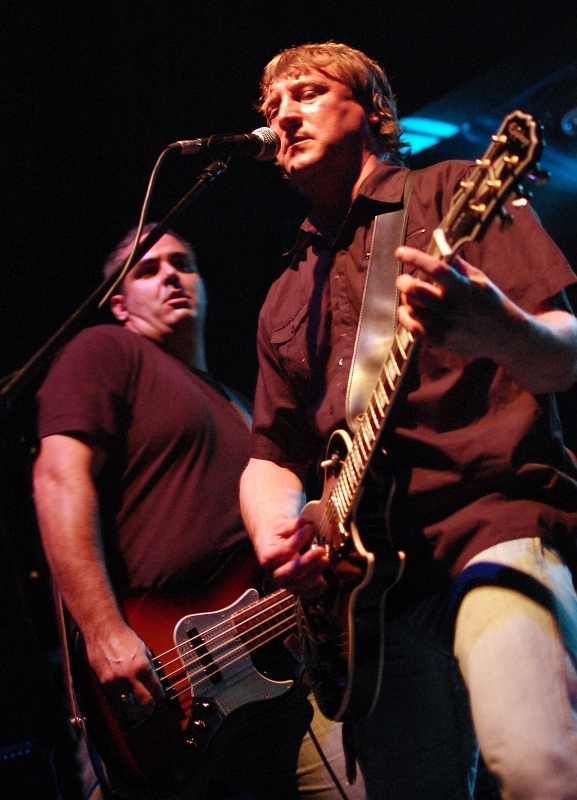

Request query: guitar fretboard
[{"left": 326, "top": 324, "right": 415, "bottom": 531}]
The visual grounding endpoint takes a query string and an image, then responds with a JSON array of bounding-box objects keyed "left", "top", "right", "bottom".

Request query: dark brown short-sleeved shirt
[
  {"left": 251, "top": 161, "right": 577, "bottom": 576},
  {"left": 37, "top": 325, "right": 250, "bottom": 593}
]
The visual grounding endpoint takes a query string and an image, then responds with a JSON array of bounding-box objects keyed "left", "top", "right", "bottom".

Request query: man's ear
[{"left": 110, "top": 293, "right": 128, "bottom": 322}]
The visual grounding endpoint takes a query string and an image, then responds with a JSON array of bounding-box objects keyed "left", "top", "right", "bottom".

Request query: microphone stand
[{"left": 0, "top": 158, "right": 229, "bottom": 416}]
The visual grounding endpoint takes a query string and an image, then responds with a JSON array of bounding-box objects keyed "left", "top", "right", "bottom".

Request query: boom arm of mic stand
[{"left": 0, "top": 159, "right": 229, "bottom": 415}]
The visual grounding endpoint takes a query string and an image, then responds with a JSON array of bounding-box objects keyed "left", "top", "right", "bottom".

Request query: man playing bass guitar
[{"left": 33, "top": 224, "right": 364, "bottom": 800}]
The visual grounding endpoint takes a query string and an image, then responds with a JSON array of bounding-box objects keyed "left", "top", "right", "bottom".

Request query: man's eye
[
  {"left": 267, "top": 107, "right": 278, "bottom": 121},
  {"left": 170, "top": 254, "right": 198, "bottom": 273},
  {"left": 135, "top": 263, "right": 158, "bottom": 278}
]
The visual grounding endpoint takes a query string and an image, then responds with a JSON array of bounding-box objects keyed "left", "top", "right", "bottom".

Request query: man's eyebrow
[{"left": 133, "top": 256, "right": 159, "bottom": 269}]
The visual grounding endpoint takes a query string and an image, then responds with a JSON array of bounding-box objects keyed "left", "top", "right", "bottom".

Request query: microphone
[{"left": 169, "top": 127, "right": 280, "bottom": 161}]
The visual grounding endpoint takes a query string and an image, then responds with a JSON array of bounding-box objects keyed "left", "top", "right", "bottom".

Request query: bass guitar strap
[{"left": 345, "top": 169, "right": 420, "bottom": 434}]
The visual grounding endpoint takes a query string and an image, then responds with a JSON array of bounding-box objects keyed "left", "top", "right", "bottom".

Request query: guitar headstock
[{"left": 437, "top": 110, "right": 548, "bottom": 257}]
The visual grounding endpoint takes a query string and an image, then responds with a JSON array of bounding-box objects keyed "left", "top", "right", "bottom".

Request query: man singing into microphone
[
  {"left": 32, "top": 224, "right": 365, "bottom": 800},
  {"left": 240, "top": 41, "right": 577, "bottom": 800}
]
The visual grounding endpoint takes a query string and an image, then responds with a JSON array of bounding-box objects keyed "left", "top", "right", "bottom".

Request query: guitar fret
[
  {"left": 368, "top": 402, "right": 381, "bottom": 432},
  {"left": 376, "top": 378, "right": 390, "bottom": 408},
  {"left": 369, "top": 397, "right": 384, "bottom": 429},
  {"left": 373, "top": 388, "right": 385, "bottom": 415},
  {"left": 396, "top": 330, "right": 410, "bottom": 359},
  {"left": 333, "top": 482, "right": 348, "bottom": 517},
  {"left": 358, "top": 430, "right": 369, "bottom": 461},
  {"left": 345, "top": 464, "right": 358, "bottom": 501},
  {"left": 351, "top": 444, "right": 363, "bottom": 478},
  {"left": 384, "top": 361, "right": 396, "bottom": 390},
  {"left": 335, "top": 482, "right": 348, "bottom": 519}
]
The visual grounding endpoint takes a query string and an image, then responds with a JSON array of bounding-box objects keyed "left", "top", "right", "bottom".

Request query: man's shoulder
[
  {"left": 412, "top": 159, "right": 475, "bottom": 191},
  {"left": 66, "top": 324, "right": 153, "bottom": 355},
  {"left": 51, "top": 325, "right": 159, "bottom": 379}
]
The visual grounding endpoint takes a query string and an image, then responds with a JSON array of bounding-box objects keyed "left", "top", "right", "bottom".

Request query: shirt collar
[{"left": 297, "top": 162, "right": 409, "bottom": 243}]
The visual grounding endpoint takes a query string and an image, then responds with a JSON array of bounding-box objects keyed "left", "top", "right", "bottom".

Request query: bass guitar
[
  {"left": 69, "top": 550, "right": 297, "bottom": 798},
  {"left": 298, "top": 110, "right": 546, "bottom": 722}
]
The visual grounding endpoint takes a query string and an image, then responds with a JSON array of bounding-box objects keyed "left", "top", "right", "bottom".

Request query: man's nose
[
  {"left": 277, "top": 96, "right": 301, "bottom": 128},
  {"left": 161, "top": 261, "right": 181, "bottom": 284}
]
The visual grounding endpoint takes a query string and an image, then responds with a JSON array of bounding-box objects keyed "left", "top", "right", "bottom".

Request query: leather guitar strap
[
  {"left": 345, "top": 169, "right": 420, "bottom": 434},
  {"left": 341, "top": 169, "right": 419, "bottom": 786}
]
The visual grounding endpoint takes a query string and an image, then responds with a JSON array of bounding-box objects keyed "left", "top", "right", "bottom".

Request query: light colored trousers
[
  {"left": 352, "top": 537, "right": 577, "bottom": 800},
  {"left": 455, "top": 537, "right": 577, "bottom": 800}
]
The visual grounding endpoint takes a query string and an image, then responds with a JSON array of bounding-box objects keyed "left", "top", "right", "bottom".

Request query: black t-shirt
[{"left": 37, "top": 324, "right": 250, "bottom": 593}]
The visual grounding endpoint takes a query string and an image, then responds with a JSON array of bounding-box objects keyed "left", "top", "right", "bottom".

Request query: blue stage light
[{"left": 400, "top": 116, "right": 461, "bottom": 153}]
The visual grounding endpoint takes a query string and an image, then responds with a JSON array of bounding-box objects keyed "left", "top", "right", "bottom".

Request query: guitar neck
[{"left": 328, "top": 323, "right": 417, "bottom": 528}]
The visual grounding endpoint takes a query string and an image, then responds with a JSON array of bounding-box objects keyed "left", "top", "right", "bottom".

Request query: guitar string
[
  {"left": 163, "top": 611, "right": 299, "bottom": 707},
  {"left": 159, "top": 603, "right": 297, "bottom": 691},
  {"left": 152, "top": 589, "right": 293, "bottom": 663},
  {"left": 159, "top": 607, "right": 298, "bottom": 704},
  {"left": 316, "top": 327, "right": 412, "bottom": 544},
  {"left": 146, "top": 591, "right": 298, "bottom": 700}
]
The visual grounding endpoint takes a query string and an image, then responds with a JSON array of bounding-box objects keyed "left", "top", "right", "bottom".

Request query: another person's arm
[{"left": 33, "top": 433, "right": 164, "bottom": 716}]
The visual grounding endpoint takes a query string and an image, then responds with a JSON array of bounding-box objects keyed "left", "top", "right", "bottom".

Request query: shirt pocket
[{"left": 270, "top": 301, "right": 311, "bottom": 383}]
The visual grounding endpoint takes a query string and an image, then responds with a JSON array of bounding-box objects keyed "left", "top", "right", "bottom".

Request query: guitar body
[
  {"left": 300, "top": 429, "right": 405, "bottom": 722},
  {"left": 69, "top": 549, "right": 298, "bottom": 798}
]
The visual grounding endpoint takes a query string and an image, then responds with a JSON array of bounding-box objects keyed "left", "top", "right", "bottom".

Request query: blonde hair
[{"left": 258, "top": 42, "right": 405, "bottom": 164}]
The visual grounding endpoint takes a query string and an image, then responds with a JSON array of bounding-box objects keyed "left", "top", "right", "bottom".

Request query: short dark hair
[
  {"left": 103, "top": 224, "right": 196, "bottom": 280},
  {"left": 258, "top": 41, "right": 406, "bottom": 164}
]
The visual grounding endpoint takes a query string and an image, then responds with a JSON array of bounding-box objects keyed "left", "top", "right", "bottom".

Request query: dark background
[
  {"left": 1, "top": 2, "right": 577, "bottom": 796},
  {"left": 3, "top": 0, "right": 577, "bottom": 398}
]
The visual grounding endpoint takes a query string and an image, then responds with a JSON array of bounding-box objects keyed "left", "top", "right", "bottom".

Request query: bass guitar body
[{"left": 69, "top": 550, "right": 298, "bottom": 798}]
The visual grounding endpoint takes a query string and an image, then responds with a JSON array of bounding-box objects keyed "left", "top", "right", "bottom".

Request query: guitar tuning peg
[
  {"left": 512, "top": 182, "right": 534, "bottom": 203},
  {"left": 497, "top": 205, "right": 514, "bottom": 229}
]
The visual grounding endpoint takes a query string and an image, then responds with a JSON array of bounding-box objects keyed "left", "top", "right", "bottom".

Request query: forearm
[
  {"left": 240, "top": 457, "right": 305, "bottom": 548},
  {"left": 240, "top": 458, "right": 327, "bottom": 594},
  {"left": 34, "top": 466, "right": 124, "bottom": 642},
  {"left": 492, "top": 306, "right": 577, "bottom": 394}
]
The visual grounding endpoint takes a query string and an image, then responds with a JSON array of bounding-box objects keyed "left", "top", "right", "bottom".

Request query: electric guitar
[
  {"left": 298, "top": 110, "right": 547, "bottom": 722},
  {"left": 69, "top": 550, "right": 298, "bottom": 798}
]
